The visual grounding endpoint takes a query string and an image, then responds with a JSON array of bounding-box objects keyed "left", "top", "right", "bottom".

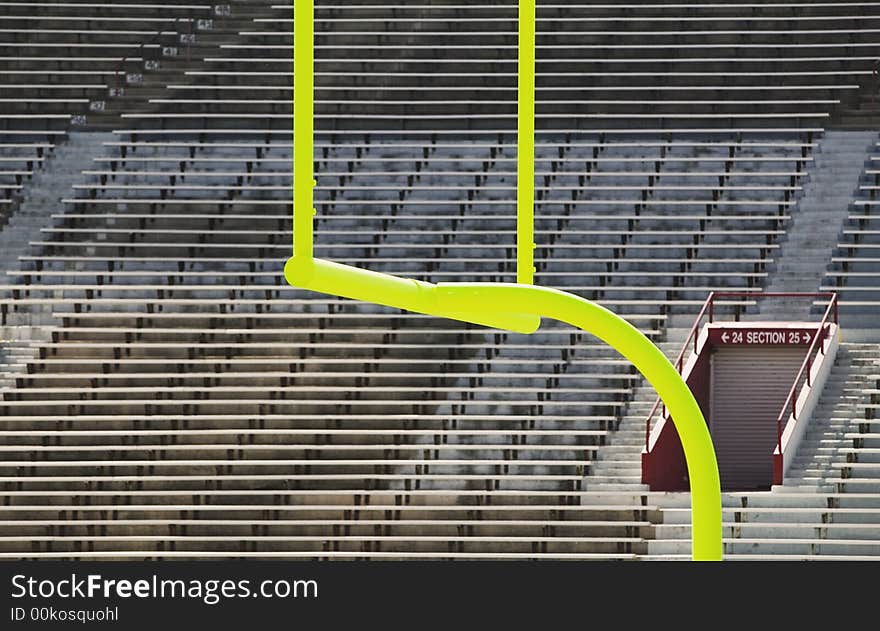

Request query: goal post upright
[
  {"left": 518, "top": 0, "right": 536, "bottom": 285},
  {"left": 293, "top": 0, "right": 314, "bottom": 259}
]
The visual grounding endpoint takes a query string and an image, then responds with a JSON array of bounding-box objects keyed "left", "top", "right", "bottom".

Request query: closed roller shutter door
[{"left": 710, "top": 346, "right": 808, "bottom": 491}]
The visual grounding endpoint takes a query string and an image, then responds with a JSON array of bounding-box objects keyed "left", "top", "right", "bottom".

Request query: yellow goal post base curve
[
  {"left": 285, "top": 259, "right": 723, "bottom": 561},
  {"left": 288, "top": 0, "right": 723, "bottom": 560}
]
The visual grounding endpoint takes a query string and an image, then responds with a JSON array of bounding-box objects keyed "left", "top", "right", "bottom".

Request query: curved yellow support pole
[
  {"left": 434, "top": 283, "right": 723, "bottom": 561},
  {"left": 285, "top": 258, "right": 724, "bottom": 560}
]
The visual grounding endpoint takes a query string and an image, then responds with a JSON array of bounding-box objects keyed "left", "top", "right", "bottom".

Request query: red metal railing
[
  {"left": 773, "top": 293, "right": 838, "bottom": 480},
  {"left": 643, "top": 292, "right": 839, "bottom": 453}
]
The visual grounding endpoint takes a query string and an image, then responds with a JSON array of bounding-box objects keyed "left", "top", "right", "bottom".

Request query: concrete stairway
[
  {"left": 0, "top": 341, "right": 37, "bottom": 388},
  {"left": 784, "top": 344, "right": 874, "bottom": 485},
  {"left": 0, "top": 132, "right": 116, "bottom": 334},
  {"left": 0, "top": 131, "right": 116, "bottom": 341},
  {"left": 644, "top": 342, "right": 880, "bottom": 559},
  {"left": 0, "top": 132, "right": 116, "bottom": 277},
  {"left": 758, "top": 130, "right": 877, "bottom": 320},
  {"left": 83, "top": 6, "right": 263, "bottom": 131}
]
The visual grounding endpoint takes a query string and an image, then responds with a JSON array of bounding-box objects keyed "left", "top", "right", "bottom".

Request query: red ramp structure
[{"left": 643, "top": 292, "right": 840, "bottom": 491}]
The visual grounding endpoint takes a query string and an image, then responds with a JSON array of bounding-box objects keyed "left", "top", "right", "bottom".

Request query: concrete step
[{"left": 649, "top": 539, "right": 880, "bottom": 556}]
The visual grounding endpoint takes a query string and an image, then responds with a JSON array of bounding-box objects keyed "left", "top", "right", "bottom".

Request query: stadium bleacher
[{"left": 1, "top": 0, "right": 880, "bottom": 559}]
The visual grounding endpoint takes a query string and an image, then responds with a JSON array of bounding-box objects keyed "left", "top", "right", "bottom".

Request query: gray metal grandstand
[{"left": 0, "top": 0, "right": 879, "bottom": 559}]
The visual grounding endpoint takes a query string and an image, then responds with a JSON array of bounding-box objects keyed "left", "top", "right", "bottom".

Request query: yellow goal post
[{"left": 285, "top": 0, "right": 723, "bottom": 561}]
